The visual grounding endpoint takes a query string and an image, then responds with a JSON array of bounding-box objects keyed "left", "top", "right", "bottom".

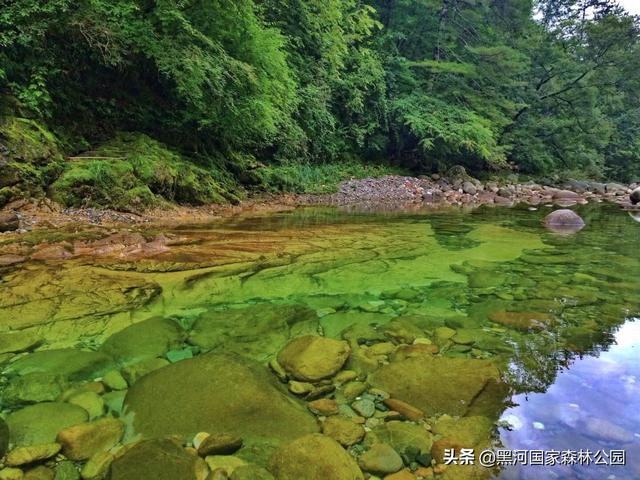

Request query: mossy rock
[
  {"left": 100, "top": 317, "right": 185, "bottom": 366},
  {"left": 2, "top": 372, "right": 70, "bottom": 407},
  {"left": 0, "top": 117, "right": 64, "bottom": 206},
  {"left": 364, "top": 421, "right": 433, "bottom": 456},
  {"left": 5, "top": 349, "right": 113, "bottom": 381},
  {"left": 268, "top": 434, "right": 364, "bottom": 480},
  {"left": 110, "top": 438, "right": 200, "bottom": 480},
  {"left": 122, "top": 352, "right": 318, "bottom": 446},
  {"left": 6, "top": 402, "right": 88, "bottom": 446},
  {"left": 188, "top": 304, "right": 318, "bottom": 362},
  {"left": 50, "top": 133, "right": 240, "bottom": 211},
  {"left": 369, "top": 356, "right": 508, "bottom": 418}
]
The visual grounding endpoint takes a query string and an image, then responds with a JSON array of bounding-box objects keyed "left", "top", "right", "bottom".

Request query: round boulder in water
[
  {"left": 630, "top": 187, "right": 640, "bottom": 205},
  {"left": 543, "top": 209, "right": 585, "bottom": 234}
]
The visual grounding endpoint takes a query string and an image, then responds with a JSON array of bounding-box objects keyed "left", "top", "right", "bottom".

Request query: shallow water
[{"left": 0, "top": 202, "right": 639, "bottom": 479}]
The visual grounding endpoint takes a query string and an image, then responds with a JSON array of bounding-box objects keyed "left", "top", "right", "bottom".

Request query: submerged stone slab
[
  {"left": 123, "top": 353, "right": 318, "bottom": 444},
  {"left": 188, "top": 304, "right": 318, "bottom": 362},
  {"left": 369, "top": 356, "right": 508, "bottom": 417},
  {"left": 100, "top": 317, "right": 185, "bottom": 365},
  {"left": 5, "top": 349, "right": 113, "bottom": 381}
]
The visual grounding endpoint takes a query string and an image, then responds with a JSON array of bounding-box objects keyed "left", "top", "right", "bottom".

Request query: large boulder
[
  {"left": 123, "top": 353, "right": 318, "bottom": 445},
  {"left": 369, "top": 356, "right": 507, "bottom": 418},
  {"left": 109, "top": 438, "right": 202, "bottom": 480},
  {"left": 268, "top": 434, "right": 364, "bottom": 480},
  {"left": 277, "top": 336, "right": 350, "bottom": 382},
  {"left": 6, "top": 402, "right": 88, "bottom": 446},
  {"left": 542, "top": 209, "right": 585, "bottom": 234},
  {"left": 100, "top": 317, "right": 185, "bottom": 366},
  {"left": 188, "top": 304, "right": 318, "bottom": 362},
  {"left": 631, "top": 187, "right": 640, "bottom": 205}
]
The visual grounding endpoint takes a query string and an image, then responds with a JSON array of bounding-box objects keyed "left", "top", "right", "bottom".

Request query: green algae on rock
[
  {"left": 122, "top": 353, "right": 318, "bottom": 444},
  {"left": 6, "top": 402, "right": 88, "bottom": 446},
  {"left": 268, "top": 434, "right": 364, "bottom": 480},
  {"left": 188, "top": 304, "right": 319, "bottom": 361},
  {"left": 100, "top": 317, "right": 185, "bottom": 366},
  {"left": 109, "top": 438, "right": 201, "bottom": 480},
  {"left": 369, "top": 356, "right": 508, "bottom": 417},
  {"left": 277, "top": 335, "right": 351, "bottom": 382}
]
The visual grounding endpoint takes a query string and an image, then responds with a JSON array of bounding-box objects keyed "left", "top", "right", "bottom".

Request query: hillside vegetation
[{"left": 1, "top": 0, "right": 639, "bottom": 209}]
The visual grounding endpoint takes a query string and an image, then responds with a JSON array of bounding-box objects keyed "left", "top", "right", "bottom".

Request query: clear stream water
[{"left": 0, "top": 202, "right": 638, "bottom": 479}]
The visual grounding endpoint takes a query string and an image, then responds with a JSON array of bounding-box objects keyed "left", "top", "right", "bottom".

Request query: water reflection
[{"left": 498, "top": 320, "right": 640, "bottom": 479}]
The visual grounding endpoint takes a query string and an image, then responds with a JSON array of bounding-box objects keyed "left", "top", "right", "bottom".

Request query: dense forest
[{"left": 1, "top": 0, "right": 639, "bottom": 209}]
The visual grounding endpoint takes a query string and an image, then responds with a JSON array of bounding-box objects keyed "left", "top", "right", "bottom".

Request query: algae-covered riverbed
[{"left": 0, "top": 203, "right": 638, "bottom": 479}]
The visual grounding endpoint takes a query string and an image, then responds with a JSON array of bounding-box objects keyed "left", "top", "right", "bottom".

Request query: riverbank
[{"left": 1, "top": 174, "right": 638, "bottom": 234}]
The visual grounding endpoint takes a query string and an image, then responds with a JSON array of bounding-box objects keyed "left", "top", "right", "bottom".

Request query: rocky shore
[{"left": 1, "top": 171, "right": 638, "bottom": 238}]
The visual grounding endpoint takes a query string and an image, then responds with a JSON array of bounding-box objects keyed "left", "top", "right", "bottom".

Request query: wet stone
[
  {"left": 358, "top": 443, "right": 403, "bottom": 475},
  {"left": 109, "top": 439, "right": 198, "bottom": 480},
  {"left": 277, "top": 335, "right": 351, "bottom": 382},
  {"left": 322, "top": 416, "right": 365, "bottom": 447},
  {"left": 99, "top": 317, "right": 184, "bottom": 366},
  {"left": 268, "top": 434, "right": 364, "bottom": 480},
  {"left": 56, "top": 418, "right": 124, "bottom": 461},
  {"left": 6, "top": 443, "right": 61, "bottom": 467},
  {"left": 197, "top": 433, "right": 243, "bottom": 456},
  {"left": 7, "top": 402, "right": 88, "bottom": 446}
]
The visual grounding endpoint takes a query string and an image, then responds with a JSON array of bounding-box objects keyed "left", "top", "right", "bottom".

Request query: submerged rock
[
  {"left": 321, "top": 416, "right": 365, "bottom": 447},
  {"left": 369, "top": 356, "right": 507, "bottom": 417},
  {"left": 6, "top": 402, "right": 88, "bottom": 446},
  {"left": 0, "top": 331, "right": 42, "bottom": 354},
  {"left": 123, "top": 353, "right": 318, "bottom": 445},
  {"left": 488, "top": 311, "right": 554, "bottom": 331},
  {"left": 359, "top": 443, "right": 403, "bottom": 475},
  {"left": 5, "top": 349, "right": 113, "bottom": 381},
  {"left": 268, "top": 434, "right": 364, "bottom": 480},
  {"left": 365, "top": 421, "right": 433, "bottom": 457},
  {"left": 188, "top": 304, "right": 318, "bottom": 362},
  {"left": 56, "top": 418, "right": 124, "bottom": 461},
  {"left": 100, "top": 317, "right": 185, "bottom": 365},
  {"left": 543, "top": 209, "right": 585, "bottom": 234},
  {"left": 277, "top": 335, "right": 350, "bottom": 382},
  {"left": 109, "top": 438, "right": 200, "bottom": 480}
]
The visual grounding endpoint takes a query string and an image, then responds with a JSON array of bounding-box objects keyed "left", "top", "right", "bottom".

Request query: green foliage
[
  {"left": 1, "top": 0, "right": 639, "bottom": 211},
  {"left": 0, "top": 116, "right": 64, "bottom": 206},
  {"left": 50, "top": 133, "right": 239, "bottom": 211},
  {"left": 254, "top": 161, "right": 402, "bottom": 194}
]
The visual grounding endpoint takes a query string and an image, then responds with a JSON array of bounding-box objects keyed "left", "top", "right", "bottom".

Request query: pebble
[
  {"left": 321, "top": 416, "right": 365, "bottom": 447},
  {"left": 0, "top": 468, "right": 24, "bottom": 480},
  {"left": 192, "top": 432, "right": 210, "bottom": 450},
  {"left": 288, "top": 381, "right": 314, "bottom": 396},
  {"left": 6, "top": 444, "right": 61, "bottom": 467},
  {"left": 197, "top": 433, "right": 243, "bottom": 456},
  {"left": 383, "top": 398, "right": 424, "bottom": 421},
  {"left": 24, "top": 466, "right": 53, "bottom": 480},
  {"left": 67, "top": 392, "right": 104, "bottom": 419},
  {"left": 101, "top": 371, "right": 128, "bottom": 391},
  {"left": 80, "top": 451, "right": 113, "bottom": 480},
  {"left": 204, "top": 456, "right": 247, "bottom": 476},
  {"left": 308, "top": 398, "right": 339, "bottom": 416},
  {"left": 352, "top": 398, "right": 376, "bottom": 418},
  {"left": 359, "top": 443, "right": 403, "bottom": 475}
]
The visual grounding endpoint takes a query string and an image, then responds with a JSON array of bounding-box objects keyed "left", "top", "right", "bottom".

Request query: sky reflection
[{"left": 498, "top": 320, "right": 640, "bottom": 480}]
